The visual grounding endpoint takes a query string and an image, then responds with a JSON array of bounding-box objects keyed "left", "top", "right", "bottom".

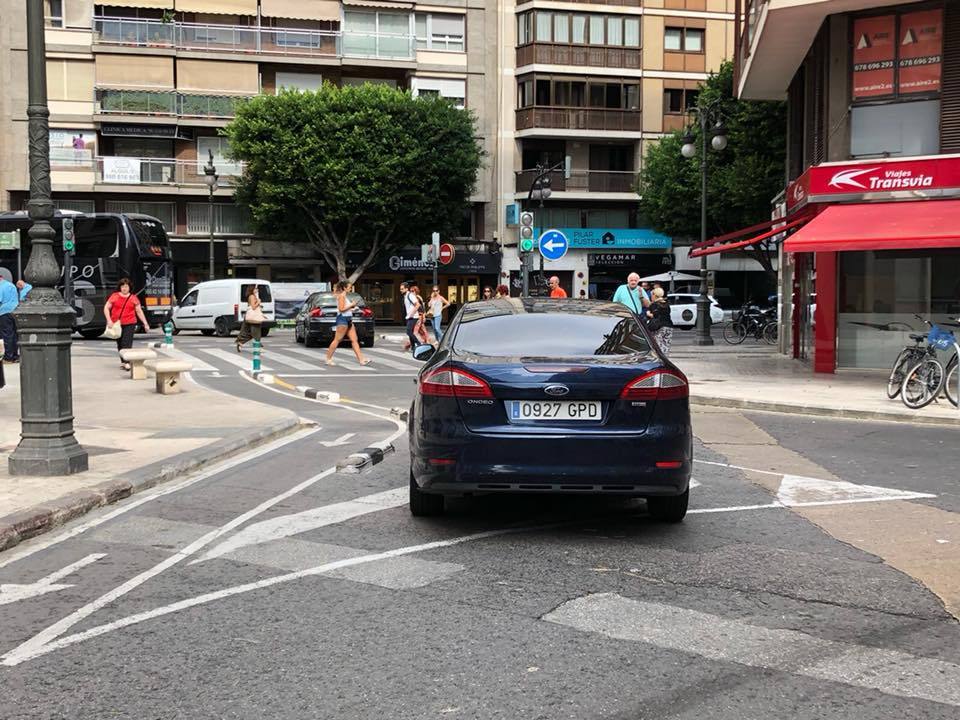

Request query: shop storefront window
[{"left": 837, "top": 249, "right": 960, "bottom": 368}]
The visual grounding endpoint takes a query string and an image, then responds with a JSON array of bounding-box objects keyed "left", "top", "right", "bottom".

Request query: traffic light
[
  {"left": 519, "top": 210, "right": 535, "bottom": 253},
  {"left": 62, "top": 218, "right": 75, "bottom": 253}
]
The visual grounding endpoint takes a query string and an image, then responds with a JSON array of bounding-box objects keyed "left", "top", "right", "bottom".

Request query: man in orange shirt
[{"left": 548, "top": 276, "right": 567, "bottom": 298}]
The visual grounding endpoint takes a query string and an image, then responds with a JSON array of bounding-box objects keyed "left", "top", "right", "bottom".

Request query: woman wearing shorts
[{"left": 324, "top": 281, "right": 371, "bottom": 367}]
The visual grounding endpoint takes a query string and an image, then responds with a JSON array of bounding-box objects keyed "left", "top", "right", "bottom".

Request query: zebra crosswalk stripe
[
  {"left": 260, "top": 350, "right": 317, "bottom": 371},
  {"left": 362, "top": 348, "right": 420, "bottom": 370},
  {"left": 202, "top": 347, "right": 272, "bottom": 372},
  {"left": 365, "top": 346, "right": 420, "bottom": 362}
]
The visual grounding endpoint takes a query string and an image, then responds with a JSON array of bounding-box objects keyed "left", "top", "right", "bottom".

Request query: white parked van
[{"left": 170, "top": 279, "right": 275, "bottom": 337}]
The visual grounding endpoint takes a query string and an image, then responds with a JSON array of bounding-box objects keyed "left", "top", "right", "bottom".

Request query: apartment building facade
[
  {"left": 726, "top": 0, "right": 960, "bottom": 372},
  {"left": 0, "top": 0, "right": 735, "bottom": 311},
  {"left": 495, "top": 0, "right": 735, "bottom": 299}
]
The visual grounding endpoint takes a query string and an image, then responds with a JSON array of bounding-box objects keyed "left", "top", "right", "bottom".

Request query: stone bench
[
  {"left": 144, "top": 359, "right": 193, "bottom": 395},
  {"left": 119, "top": 348, "right": 157, "bottom": 380}
]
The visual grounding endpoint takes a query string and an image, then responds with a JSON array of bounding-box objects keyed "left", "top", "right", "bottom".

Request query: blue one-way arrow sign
[{"left": 538, "top": 229, "right": 568, "bottom": 261}]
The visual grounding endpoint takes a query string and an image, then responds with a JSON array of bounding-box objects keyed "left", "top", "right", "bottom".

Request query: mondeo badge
[{"left": 544, "top": 385, "right": 570, "bottom": 397}]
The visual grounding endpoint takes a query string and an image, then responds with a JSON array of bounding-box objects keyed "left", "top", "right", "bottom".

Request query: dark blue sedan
[{"left": 408, "top": 298, "right": 693, "bottom": 521}]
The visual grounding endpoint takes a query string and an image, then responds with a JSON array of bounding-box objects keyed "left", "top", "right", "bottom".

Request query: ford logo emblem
[{"left": 544, "top": 384, "right": 569, "bottom": 397}]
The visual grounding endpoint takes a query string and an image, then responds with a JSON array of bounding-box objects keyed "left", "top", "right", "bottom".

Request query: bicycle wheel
[
  {"left": 722, "top": 321, "right": 747, "bottom": 345},
  {"left": 762, "top": 321, "right": 778, "bottom": 345},
  {"left": 886, "top": 348, "right": 915, "bottom": 399},
  {"left": 945, "top": 356, "right": 958, "bottom": 408},
  {"left": 901, "top": 358, "right": 945, "bottom": 410}
]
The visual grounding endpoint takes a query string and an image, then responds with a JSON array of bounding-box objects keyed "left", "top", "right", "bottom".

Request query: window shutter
[{"left": 941, "top": 3, "right": 960, "bottom": 152}]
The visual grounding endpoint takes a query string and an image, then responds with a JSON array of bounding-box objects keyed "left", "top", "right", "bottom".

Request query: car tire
[
  {"left": 304, "top": 334, "right": 319, "bottom": 348},
  {"left": 361, "top": 336, "right": 375, "bottom": 348},
  {"left": 214, "top": 317, "right": 230, "bottom": 337},
  {"left": 77, "top": 328, "right": 105, "bottom": 340},
  {"left": 200, "top": 329, "right": 214, "bottom": 336},
  {"left": 295, "top": 325, "right": 305, "bottom": 344},
  {"left": 409, "top": 469, "right": 444, "bottom": 517},
  {"left": 646, "top": 489, "right": 688, "bottom": 523}
]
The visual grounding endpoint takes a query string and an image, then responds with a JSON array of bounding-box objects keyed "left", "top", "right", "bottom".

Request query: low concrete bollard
[
  {"left": 119, "top": 348, "right": 157, "bottom": 380},
  {"left": 144, "top": 358, "right": 193, "bottom": 395}
]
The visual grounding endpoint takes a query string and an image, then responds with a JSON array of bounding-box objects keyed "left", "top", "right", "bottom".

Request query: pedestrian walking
[
  {"left": 401, "top": 281, "right": 421, "bottom": 352},
  {"left": 612, "top": 272, "right": 650, "bottom": 317},
  {"left": 495, "top": 284, "right": 510, "bottom": 299},
  {"left": 646, "top": 287, "right": 674, "bottom": 356},
  {"left": 0, "top": 270, "right": 19, "bottom": 364},
  {"left": 412, "top": 285, "right": 432, "bottom": 346},
  {"left": 482, "top": 286, "right": 494, "bottom": 300},
  {"left": 236, "top": 285, "right": 265, "bottom": 352},
  {"left": 427, "top": 286, "right": 450, "bottom": 342},
  {"left": 548, "top": 276, "right": 567, "bottom": 298},
  {"left": 324, "top": 281, "right": 371, "bottom": 366},
  {"left": 16, "top": 280, "right": 32, "bottom": 301},
  {"left": 104, "top": 277, "right": 150, "bottom": 371}
]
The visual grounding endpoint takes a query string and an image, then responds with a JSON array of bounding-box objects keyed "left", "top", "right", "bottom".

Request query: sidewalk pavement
[{"left": 0, "top": 343, "right": 300, "bottom": 552}]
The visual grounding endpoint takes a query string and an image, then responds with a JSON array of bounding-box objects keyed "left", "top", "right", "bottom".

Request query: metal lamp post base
[
  {"left": 8, "top": 298, "right": 89, "bottom": 476},
  {"left": 694, "top": 297, "right": 714, "bottom": 346}
]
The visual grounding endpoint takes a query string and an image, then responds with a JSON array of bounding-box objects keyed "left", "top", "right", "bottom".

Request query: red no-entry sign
[{"left": 439, "top": 243, "right": 455, "bottom": 266}]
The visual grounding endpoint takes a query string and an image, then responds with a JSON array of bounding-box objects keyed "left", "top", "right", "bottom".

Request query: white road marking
[
  {"left": 195, "top": 487, "right": 406, "bottom": 562},
  {"left": 320, "top": 432, "right": 355, "bottom": 447},
  {"left": 777, "top": 474, "right": 931, "bottom": 505},
  {"left": 270, "top": 373, "right": 415, "bottom": 378},
  {"left": 365, "top": 346, "right": 420, "bottom": 362},
  {"left": 689, "top": 479, "right": 701, "bottom": 489},
  {"left": 202, "top": 347, "right": 273, "bottom": 372},
  {"left": 0, "top": 427, "right": 320, "bottom": 570},
  {"left": 544, "top": 593, "right": 960, "bottom": 707},
  {"left": 260, "top": 350, "right": 318, "bottom": 372},
  {"left": 0, "top": 554, "right": 106, "bottom": 605},
  {"left": 151, "top": 347, "right": 217, "bottom": 372},
  {"left": 2, "top": 521, "right": 563, "bottom": 666},
  {"left": 362, "top": 348, "right": 421, "bottom": 370}
]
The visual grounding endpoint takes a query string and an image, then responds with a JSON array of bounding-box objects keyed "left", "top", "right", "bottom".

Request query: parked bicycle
[
  {"left": 723, "top": 304, "right": 777, "bottom": 345},
  {"left": 900, "top": 316, "right": 960, "bottom": 410},
  {"left": 885, "top": 315, "right": 937, "bottom": 399}
]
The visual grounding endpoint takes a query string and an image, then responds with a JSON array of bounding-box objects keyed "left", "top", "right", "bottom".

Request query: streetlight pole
[
  {"left": 203, "top": 150, "right": 218, "bottom": 281},
  {"left": 681, "top": 102, "right": 726, "bottom": 346},
  {"left": 9, "top": 0, "right": 88, "bottom": 475},
  {"left": 522, "top": 159, "right": 565, "bottom": 298}
]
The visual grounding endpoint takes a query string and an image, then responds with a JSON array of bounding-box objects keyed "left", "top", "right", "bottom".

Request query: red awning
[
  {"left": 688, "top": 211, "right": 814, "bottom": 258},
  {"left": 784, "top": 199, "right": 960, "bottom": 253}
]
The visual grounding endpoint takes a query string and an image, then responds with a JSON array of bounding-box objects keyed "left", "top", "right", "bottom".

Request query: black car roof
[{"left": 459, "top": 298, "right": 635, "bottom": 322}]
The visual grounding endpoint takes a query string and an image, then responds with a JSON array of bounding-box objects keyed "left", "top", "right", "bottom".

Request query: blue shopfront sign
[{"left": 553, "top": 228, "right": 672, "bottom": 250}]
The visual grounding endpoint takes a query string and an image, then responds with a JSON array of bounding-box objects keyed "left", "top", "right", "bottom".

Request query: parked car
[
  {"left": 294, "top": 291, "right": 376, "bottom": 348},
  {"left": 667, "top": 293, "right": 725, "bottom": 328},
  {"left": 170, "top": 279, "right": 275, "bottom": 337},
  {"left": 407, "top": 299, "right": 692, "bottom": 521}
]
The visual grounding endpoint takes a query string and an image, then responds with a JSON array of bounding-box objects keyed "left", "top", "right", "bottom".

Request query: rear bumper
[{"left": 412, "top": 427, "right": 692, "bottom": 497}]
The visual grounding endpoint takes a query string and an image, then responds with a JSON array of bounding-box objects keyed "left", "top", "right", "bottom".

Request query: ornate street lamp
[
  {"left": 681, "top": 104, "right": 728, "bottom": 346},
  {"left": 203, "top": 149, "right": 218, "bottom": 281},
  {"left": 9, "top": 0, "right": 88, "bottom": 475}
]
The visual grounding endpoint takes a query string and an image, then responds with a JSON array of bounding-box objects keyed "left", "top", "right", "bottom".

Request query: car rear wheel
[
  {"left": 361, "top": 336, "right": 374, "bottom": 348},
  {"left": 77, "top": 328, "right": 105, "bottom": 340},
  {"left": 200, "top": 329, "right": 214, "bottom": 337},
  {"left": 646, "top": 489, "right": 688, "bottom": 523},
  {"left": 304, "top": 333, "right": 319, "bottom": 348},
  {"left": 409, "top": 469, "right": 445, "bottom": 517},
  {"left": 214, "top": 317, "right": 231, "bottom": 337}
]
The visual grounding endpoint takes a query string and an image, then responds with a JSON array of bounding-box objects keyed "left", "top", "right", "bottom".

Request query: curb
[
  {"left": 691, "top": 395, "right": 960, "bottom": 426},
  {"left": 146, "top": 342, "right": 177, "bottom": 350},
  {"left": 250, "top": 371, "right": 342, "bottom": 402},
  {"left": 0, "top": 415, "right": 302, "bottom": 554},
  {"left": 336, "top": 441, "right": 396, "bottom": 473}
]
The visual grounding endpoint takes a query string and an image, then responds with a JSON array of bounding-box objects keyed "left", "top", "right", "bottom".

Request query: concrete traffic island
[{"left": 0, "top": 344, "right": 300, "bottom": 552}]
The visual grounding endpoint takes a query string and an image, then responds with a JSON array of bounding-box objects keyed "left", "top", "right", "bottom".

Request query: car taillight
[
  {"left": 420, "top": 366, "right": 493, "bottom": 398},
  {"left": 233, "top": 303, "right": 239, "bottom": 319},
  {"left": 620, "top": 369, "right": 688, "bottom": 401},
  {"left": 309, "top": 308, "right": 322, "bottom": 317},
  {"left": 361, "top": 307, "right": 373, "bottom": 318}
]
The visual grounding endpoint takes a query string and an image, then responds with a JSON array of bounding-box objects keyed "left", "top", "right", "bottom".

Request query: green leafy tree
[
  {"left": 225, "top": 83, "right": 482, "bottom": 283},
  {"left": 640, "top": 61, "right": 786, "bottom": 278}
]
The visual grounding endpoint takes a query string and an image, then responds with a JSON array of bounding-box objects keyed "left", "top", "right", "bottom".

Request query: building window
[
  {"left": 186, "top": 203, "right": 253, "bottom": 236},
  {"left": 850, "top": 100, "right": 940, "bottom": 158},
  {"left": 664, "top": 88, "right": 698, "bottom": 114},
  {"left": 44, "top": 0, "right": 63, "bottom": 27},
  {"left": 105, "top": 200, "right": 175, "bottom": 233},
  {"left": 343, "top": 10, "right": 412, "bottom": 59},
  {"left": 197, "top": 137, "right": 242, "bottom": 176},
  {"left": 517, "top": 11, "right": 640, "bottom": 48},
  {"left": 850, "top": 9, "right": 942, "bottom": 101},
  {"left": 415, "top": 12, "right": 465, "bottom": 51},
  {"left": 275, "top": 72, "right": 323, "bottom": 93},
  {"left": 54, "top": 199, "right": 96, "bottom": 214},
  {"left": 412, "top": 77, "right": 466, "bottom": 109},
  {"left": 518, "top": 74, "right": 639, "bottom": 110},
  {"left": 665, "top": 27, "right": 704, "bottom": 53}
]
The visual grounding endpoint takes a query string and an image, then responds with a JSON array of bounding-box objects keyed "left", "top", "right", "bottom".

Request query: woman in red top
[{"left": 103, "top": 277, "right": 150, "bottom": 370}]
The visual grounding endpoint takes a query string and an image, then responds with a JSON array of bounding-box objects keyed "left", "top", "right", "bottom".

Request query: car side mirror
[{"left": 412, "top": 344, "right": 436, "bottom": 362}]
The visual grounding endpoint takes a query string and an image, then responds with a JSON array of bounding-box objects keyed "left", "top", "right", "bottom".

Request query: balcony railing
[
  {"left": 516, "top": 43, "right": 642, "bottom": 70},
  {"left": 516, "top": 106, "right": 642, "bottom": 132},
  {"left": 96, "top": 89, "right": 252, "bottom": 119},
  {"left": 95, "top": 157, "right": 245, "bottom": 187},
  {"left": 559, "top": 0, "right": 641, "bottom": 5},
  {"left": 516, "top": 169, "right": 637, "bottom": 194},
  {"left": 93, "top": 16, "right": 415, "bottom": 60}
]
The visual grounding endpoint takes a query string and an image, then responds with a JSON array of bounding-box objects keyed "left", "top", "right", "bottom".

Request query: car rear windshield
[
  {"left": 311, "top": 293, "right": 365, "bottom": 308},
  {"left": 452, "top": 313, "right": 651, "bottom": 357}
]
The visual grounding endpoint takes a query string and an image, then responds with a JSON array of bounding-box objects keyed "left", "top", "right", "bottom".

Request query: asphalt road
[{"left": 1, "top": 329, "right": 958, "bottom": 719}]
